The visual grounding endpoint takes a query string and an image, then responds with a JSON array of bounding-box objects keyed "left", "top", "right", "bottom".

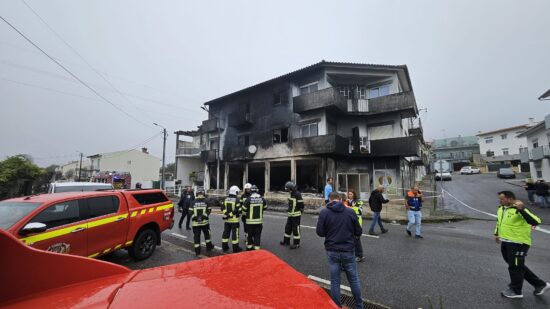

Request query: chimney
[
  {"left": 528, "top": 118, "right": 535, "bottom": 126},
  {"left": 141, "top": 147, "right": 148, "bottom": 154}
]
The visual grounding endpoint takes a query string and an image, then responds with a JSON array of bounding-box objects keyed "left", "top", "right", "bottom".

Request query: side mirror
[{"left": 19, "top": 222, "right": 47, "bottom": 236}]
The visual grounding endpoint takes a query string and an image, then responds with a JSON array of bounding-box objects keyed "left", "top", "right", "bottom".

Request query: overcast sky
[{"left": 1, "top": 0, "right": 549, "bottom": 167}]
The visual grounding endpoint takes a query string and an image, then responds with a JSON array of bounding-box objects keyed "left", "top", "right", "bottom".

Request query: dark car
[{"left": 497, "top": 168, "right": 515, "bottom": 179}]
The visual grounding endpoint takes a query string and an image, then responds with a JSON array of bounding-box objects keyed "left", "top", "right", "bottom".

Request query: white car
[
  {"left": 460, "top": 166, "right": 481, "bottom": 174},
  {"left": 436, "top": 171, "right": 452, "bottom": 181},
  {"left": 48, "top": 181, "right": 113, "bottom": 193}
]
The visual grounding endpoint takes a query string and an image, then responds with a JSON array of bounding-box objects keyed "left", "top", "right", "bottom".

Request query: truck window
[
  {"left": 88, "top": 196, "right": 120, "bottom": 218},
  {"left": 30, "top": 200, "right": 83, "bottom": 229},
  {"left": 132, "top": 192, "right": 168, "bottom": 205}
]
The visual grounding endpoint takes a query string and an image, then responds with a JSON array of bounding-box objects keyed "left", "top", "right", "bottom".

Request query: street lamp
[
  {"left": 154, "top": 123, "right": 167, "bottom": 190},
  {"left": 201, "top": 105, "right": 221, "bottom": 191}
]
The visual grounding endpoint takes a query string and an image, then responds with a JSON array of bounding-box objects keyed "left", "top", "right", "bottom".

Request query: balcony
[
  {"left": 369, "top": 136, "right": 422, "bottom": 157},
  {"left": 228, "top": 111, "right": 254, "bottom": 128},
  {"left": 520, "top": 149, "right": 531, "bottom": 163},
  {"left": 200, "top": 150, "right": 217, "bottom": 163},
  {"left": 293, "top": 87, "right": 347, "bottom": 114},
  {"left": 201, "top": 118, "right": 221, "bottom": 133},
  {"left": 292, "top": 134, "right": 349, "bottom": 156},
  {"left": 176, "top": 147, "right": 201, "bottom": 157},
  {"left": 531, "top": 146, "right": 550, "bottom": 161},
  {"left": 363, "top": 91, "right": 418, "bottom": 118},
  {"left": 408, "top": 118, "right": 423, "bottom": 136},
  {"left": 224, "top": 145, "right": 255, "bottom": 161}
]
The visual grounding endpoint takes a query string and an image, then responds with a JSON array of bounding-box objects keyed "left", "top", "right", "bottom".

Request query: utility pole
[
  {"left": 78, "top": 152, "right": 83, "bottom": 182},
  {"left": 154, "top": 123, "right": 167, "bottom": 190}
]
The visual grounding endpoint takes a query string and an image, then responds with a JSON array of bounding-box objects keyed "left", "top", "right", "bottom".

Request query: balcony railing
[
  {"left": 292, "top": 134, "right": 349, "bottom": 156},
  {"left": 365, "top": 91, "right": 417, "bottom": 118},
  {"left": 176, "top": 147, "right": 201, "bottom": 156},
  {"left": 520, "top": 149, "right": 531, "bottom": 163},
  {"left": 201, "top": 118, "right": 221, "bottom": 133},
  {"left": 369, "top": 136, "right": 422, "bottom": 157},
  {"left": 292, "top": 87, "right": 347, "bottom": 114},
  {"left": 224, "top": 145, "right": 255, "bottom": 161},
  {"left": 408, "top": 118, "right": 423, "bottom": 136},
  {"left": 200, "top": 150, "right": 217, "bottom": 163},
  {"left": 228, "top": 111, "right": 254, "bottom": 128}
]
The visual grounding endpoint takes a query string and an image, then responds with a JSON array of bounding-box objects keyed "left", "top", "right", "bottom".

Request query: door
[
  {"left": 22, "top": 199, "right": 88, "bottom": 256},
  {"left": 85, "top": 195, "right": 129, "bottom": 257}
]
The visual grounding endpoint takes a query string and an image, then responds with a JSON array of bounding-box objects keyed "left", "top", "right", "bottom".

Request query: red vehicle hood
[{"left": 0, "top": 230, "right": 336, "bottom": 309}]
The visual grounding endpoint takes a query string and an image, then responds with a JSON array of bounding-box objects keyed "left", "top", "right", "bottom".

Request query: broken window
[
  {"left": 238, "top": 135, "right": 250, "bottom": 146},
  {"left": 299, "top": 82, "right": 318, "bottom": 95},
  {"left": 273, "top": 90, "right": 289, "bottom": 105},
  {"left": 368, "top": 84, "right": 391, "bottom": 99},
  {"left": 301, "top": 123, "right": 318, "bottom": 138},
  {"left": 273, "top": 128, "right": 289, "bottom": 144}
]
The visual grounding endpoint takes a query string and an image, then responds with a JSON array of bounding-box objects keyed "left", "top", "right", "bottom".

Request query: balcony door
[{"left": 368, "top": 124, "right": 393, "bottom": 140}]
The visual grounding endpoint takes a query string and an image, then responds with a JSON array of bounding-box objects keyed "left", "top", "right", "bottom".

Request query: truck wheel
[{"left": 129, "top": 229, "right": 157, "bottom": 260}]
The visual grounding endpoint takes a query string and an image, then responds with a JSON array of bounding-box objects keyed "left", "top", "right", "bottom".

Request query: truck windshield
[
  {"left": 54, "top": 185, "right": 113, "bottom": 193},
  {"left": 0, "top": 202, "right": 42, "bottom": 229}
]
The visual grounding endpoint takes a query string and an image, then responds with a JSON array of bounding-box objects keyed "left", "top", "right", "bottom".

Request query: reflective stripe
[
  {"left": 88, "top": 253, "right": 99, "bottom": 258},
  {"left": 156, "top": 203, "right": 174, "bottom": 211},
  {"left": 114, "top": 244, "right": 122, "bottom": 250},
  {"left": 222, "top": 238, "right": 229, "bottom": 242},
  {"left": 131, "top": 211, "right": 138, "bottom": 217},
  {"left": 515, "top": 257, "right": 518, "bottom": 266},
  {"left": 232, "top": 240, "right": 239, "bottom": 244},
  {"left": 284, "top": 234, "right": 291, "bottom": 237},
  {"left": 88, "top": 214, "right": 129, "bottom": 228},
  {"left": 21, "top": 223, "right": 87, "bottom": 245},
  {"left": 254, "top": 246, "right": 260, "bottom": 250},
  {"left": 125, "top": 240, "right": 133, "bottom": 246},
  {"left": 140, "top": 209, "right": 147, "bottom": 215},
  {"left": 148, "top": 208, "right": 154, "bottom": 213},
  {"left": 194, "top": 244, "right": 200, "bottom": 248},
  {"left": 103, "top": 248, "right": 111, "bottom": 254}
]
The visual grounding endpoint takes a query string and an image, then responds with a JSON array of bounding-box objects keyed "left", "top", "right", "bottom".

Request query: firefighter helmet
[
  {"left": 285, "top": 181, "right": 296, "bottom": 191},
  {"left": 229, "top": 185, "right": 240, "bottom": 195},
  {"left": 250, "top": 185, "right": 259, "bottom": 193}
]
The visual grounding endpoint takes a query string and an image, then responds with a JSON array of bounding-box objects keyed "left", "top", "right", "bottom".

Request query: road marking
[
  {"left": 169, "top": 233, "right": 223, "bottom": 250},
  {"left": 307, "top": 275, "right": 351, "bottom": 292},
  {"left": 300, "top": 225, "right": 379, "bottom": 238},
  {"left": 442, "top": 189, "right": 550, "bottom": 235},
  {"left": 170, "top": 232, "right": 187, "bottom": 239}
]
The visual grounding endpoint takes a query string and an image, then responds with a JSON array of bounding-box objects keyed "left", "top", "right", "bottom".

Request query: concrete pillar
[
  {"left": 224, "top": 162, "right": 229, "bottom": 192},
  {"left": 244, "top": 163, "right": 249, "bottom": 187},
  {"left": 291, "top": 159, "right": 297, "bottom": 183},
  {"left": 204, "top": 164, "right": 210, "bottom": 190},
  {"left": 264, "top": 161, "right": 270, "bottom": 192}
]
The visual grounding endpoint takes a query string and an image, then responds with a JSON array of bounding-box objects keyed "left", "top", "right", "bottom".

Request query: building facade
[
  {"left": 176, "top": 61, "right": 427, "bottom": 198},
  {"left": 519, "top": 117, "right": 550, "bottom": 181},
  {"left": 431, "top": 136, "right": 479, "bottom": 171}
]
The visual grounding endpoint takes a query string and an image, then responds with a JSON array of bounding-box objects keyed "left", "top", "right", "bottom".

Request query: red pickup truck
[{"left": 0, "top": 189, "right": 174, "bottom": 260}]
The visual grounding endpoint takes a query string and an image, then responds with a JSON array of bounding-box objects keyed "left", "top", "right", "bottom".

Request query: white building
[
  {"left": 476, "top": 119, "right": 537, "bottom": 171},
  {"left": 174, "top": 131, "right": 204, "bottom": 187},
  {"left": 88, "top": 148, "right": 160, "bottom": 188},
  {"left": 56, "top": 160, "right": 90, "bottom": 181}
]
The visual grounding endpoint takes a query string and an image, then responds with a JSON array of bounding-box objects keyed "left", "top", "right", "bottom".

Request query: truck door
[
  {"left": 20, "top": 199, "right": 88, "bottom": 256},
  {"left": 85, "top": 195, "right": 129, "bottom": 258}
]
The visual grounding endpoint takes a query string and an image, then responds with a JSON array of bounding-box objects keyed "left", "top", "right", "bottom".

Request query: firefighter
[
  {"left": 188, "top": 187, "right": 214, "bottom": 256},
  {"left": 241, "top": 183, "right": 252, "bottom": 245},
  {"left": 280, "top": 181, "right": 304, "bottom": 249},
  {"left": 221, "top": 185, "right": 243, "bottom": 253},
  {"left": 242, "top": 185, "right": 267, "bottom": 250}
]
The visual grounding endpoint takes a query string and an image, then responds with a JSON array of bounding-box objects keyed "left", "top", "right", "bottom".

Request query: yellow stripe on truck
[
  {"left": 88, "top": 214, "right": 129, "bottom": 228},
  {"left": 156, "top": 203, "right": 174, "bottom": 211},
  {"left": 21, "top": 223, "right": 88, "bottom": 245}
]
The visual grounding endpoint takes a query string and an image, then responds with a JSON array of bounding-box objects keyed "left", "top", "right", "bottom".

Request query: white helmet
[
  {"left": 244, "top": 183, "right": 252, "bottom": 190},
  {"left": 229, "top": 185, "right": 240, "bottom": 196}
]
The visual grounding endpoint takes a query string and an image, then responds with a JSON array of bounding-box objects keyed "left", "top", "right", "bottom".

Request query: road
[{"left": 103, "top": 174, "right": 550, "bottom": 308}]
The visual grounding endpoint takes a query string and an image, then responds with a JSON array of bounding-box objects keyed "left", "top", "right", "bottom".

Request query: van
[{"left": 48, "top": 182, "right": 113, "bottom": 193}]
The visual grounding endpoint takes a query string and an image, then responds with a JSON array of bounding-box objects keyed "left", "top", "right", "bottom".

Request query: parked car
[
  {"left": 497, "top": 168, "right": 516, "bottom": 179},
  {"left": 0, "top": 229, "right": 337, "bottom": 309},
  {"left": 436, "top": 171, "right": 452, "bottom": 181},
  {"left": 48, "top": 182, "right": 113, "bottom": 193},
  {"left": 460, "top": 166, "right": 481, "bottom": 174},
  {"left": 0, "top": 189, "right": 174, "bottom": 260}
]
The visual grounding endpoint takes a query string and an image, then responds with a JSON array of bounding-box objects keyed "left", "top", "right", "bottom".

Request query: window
[
  {"left": 367, "top": 84, "right": 391, "bottom": 99},
  {"left": 132, "top": 192, "right": 169, "bottom": 205},
  {"left": 273, "top": 90, "right": 289, "bottom": 105},
  {"left": 31, "top": 200, "right": 82, "bottom": 229},
  {"left": 301, "top": 123, "right": 318, "bottom": 138},
  {"left": 273, "top": 128, "right": 289, "bottom": 144},
  {"left": 337, "top": 86, "right": 367, "bottom": 99},
  {"left": 502, "top": 148, "right": 509, "bottom": 155},
  {"left": 210, "top": 138, "right": 218, "bottom": 150},
  {"left": 88, "top": 196, "right": 119, "bottom": 218},
  {"left": 299, "top": 82, "right": 318, "bottom": 95},
  {"left": 501, "top": 134, "right": 507, "bottom": 140},
  {"left": 237, "top": 135, "right": 250, "bottom": 146},
  {"left": 486, "top": 150, "right": 495, "bottom": 156},
  {"left": 485, "top": 137, "right": 493, "bottom": 144},
  {"left": 533, "top": 138, "right": 539, "bottom": 148}
]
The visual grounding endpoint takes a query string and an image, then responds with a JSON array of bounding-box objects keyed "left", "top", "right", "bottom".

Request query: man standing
[
  {"left": 494, "top": 191, "right": 549, "bottom": 298},
  {"left": 221, "top": 185, "right": 243, "bottom": 253},
  {"left": 534, "top": 180, "right": 550, "bottom": 208},
  {"left": 280, "top": 181, "right": 304, "bottom": 249},
  {"left": 316, "top": 192, "right": 363, "bottom": 309},
  {"left": 242, "top": 185, "right": 267, "bottom": 250},
  {"left": 405, "top": 186, "right": 423, "bottom": 238},
  {"left": 523, "top": 179, "right": 536, "bottom": 205},
  {"left": 324, "top": 177, "right": 333, "bottom": 205},
  {"left": 177, "top": 186, "right": 194, "bottom": 230},
  {"left": 368, "top": 185, "right": 389, "bottom": 236},
  {"left": 189, "top": 187, "right": 214, "bottom": 256},
  {"left": 241, "top": 183, "right": 252, "bottom": 244}
]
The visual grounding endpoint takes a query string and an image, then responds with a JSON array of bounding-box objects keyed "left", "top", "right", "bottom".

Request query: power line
[{"left": 0, "top": 14, "right": 153, "bottom": 129}]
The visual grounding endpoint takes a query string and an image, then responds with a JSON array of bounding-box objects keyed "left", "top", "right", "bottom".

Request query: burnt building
[{"left": 176, "top": 61, "right": 427, "bottom": 198}]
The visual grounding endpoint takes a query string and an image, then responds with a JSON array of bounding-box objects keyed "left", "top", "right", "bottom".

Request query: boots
[
  {"left": 206, "top": 242, "right": 214, "bottom": 252},
  {"left": 222, "top": 243, "right": 230, "bottom": 252},
  {"left": 195, "top": 246, "right": 201, "bottom": 256},
  {"left": 233, "top": 244, "right": 243, "bottom": 253}
]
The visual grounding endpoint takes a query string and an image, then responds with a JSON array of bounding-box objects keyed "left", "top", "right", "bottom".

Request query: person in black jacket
[
  {"left": 280, "top": 181, "right": 304, "bottom": 249},
  {"left": 534, "top": 180, "right": 550, "bottom": 208},
  {"left": 368, "top": 185, "right": 389, "bottom": 235},
  {"left": 523, "top": 179, "right": 536, "bottom": 205},
  {"left": 177, "top": 186, "right": 195, "bottom": 230},
  {"left": 316, "top": 192, "right": 363, "bottom": 309}
]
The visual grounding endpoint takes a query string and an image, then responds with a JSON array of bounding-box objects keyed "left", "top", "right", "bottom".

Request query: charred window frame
[
  {"left": 273, "top": 90, "right": 289, "bottom": 106},
  {"left": 238, "top": 134, "right": 250, "bottom": 146},
  {"left": 273, "top": 128, "right": 289, "bottom": 144}
]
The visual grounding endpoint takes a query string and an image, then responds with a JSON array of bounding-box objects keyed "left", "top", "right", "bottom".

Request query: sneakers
[
  {"left": 356, "top": 256, "right": 365, "bottom": 263},
  {"left": 290, "top": 244, "right": 300, "bottom": 250},
  {"left": 406, "top": 229, "right": 412, "bottom": 237},
  {"left": 368, "top": 231, "right": 379, "bottom": 236},
  {"left": 381, "top": 229, "right": 388, "bottom": 234},
  {"left": 534, "top": 282, "right": 550, "bottom": 296},
  {"left": 501, "top": 287, "right": 523, "bottom": 298},
  {"left": 415, "top": 235, "right": 424, "bottom": 239}
]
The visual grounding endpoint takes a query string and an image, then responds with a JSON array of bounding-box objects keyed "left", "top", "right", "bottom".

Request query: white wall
[
  {"left": 478, "top": 128, "right": 529, "bottom": 156},
  {"left": 336, "top": 114, "right": 403, "bottom": 138},
  {"left": 176, "top": 157, "right": 202, "bottom": 187},
  {"left": 97, "top": 150, "right": 160, "bottom": 188}
]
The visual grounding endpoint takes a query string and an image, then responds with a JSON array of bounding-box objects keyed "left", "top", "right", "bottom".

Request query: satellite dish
[{"left": 248, "top": 145, "right": 257, "bottom": 154}]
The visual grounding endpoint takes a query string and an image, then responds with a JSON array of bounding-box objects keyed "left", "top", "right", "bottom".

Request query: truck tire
[{"left": 129, "top": 229, "right": 158, "bottom": 260}]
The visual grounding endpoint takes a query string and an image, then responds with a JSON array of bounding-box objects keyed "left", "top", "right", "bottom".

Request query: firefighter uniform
[
  {"left": 221, "top": 195, "right": 242, "bottom": 253},
  {"left": 189, "top": 193, "right": 213, "bottom": 256},
  {"left": 242, "top": 191, "right": 267, "bottom": 250},
  {"left": 281, "top": 189, "right": 304, "bottom": 249},
  {"left": 241, "top": 189, "right": 251, "bottom": 244}
]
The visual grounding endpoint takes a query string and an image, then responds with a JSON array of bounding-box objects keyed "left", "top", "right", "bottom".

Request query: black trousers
[
  {"left": 283, "top": 216, "right": 301, "bottom": 245},
  {"left": 246, "top": 224, "right": 263, "bottom": 250},
  {"left": 179, "top": 208, "right": 191, "bottom": 228},
  {"left": 501, "top": 242, "right": 545, "bottom": 293},
  {"left": 354, "top": 236, "right": 363, "bottom": 258},
  {"left": 222, "top": 222, "right": 240, "bottom": 251},
  {"left": 192, "top": 224, "right": 212, "bottom": 254}
]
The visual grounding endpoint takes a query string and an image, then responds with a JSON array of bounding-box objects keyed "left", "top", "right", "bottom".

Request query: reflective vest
[
  {"left": 494, "top": 205, "right": 540, "bottom": 246},
  {"left": 288, "top": 191, "right": 304, "bottom": 217},
  {"left": 222, "top": 196, "right": 241, "bottom": 223},
  {"left": 243, "top": 194, "right": 267, "bottom": 225},
  {"left": 190, "top": 198, "right": 210, "bottom": 227},
  {"left": 406, "top": 191, "right": 422, "bottom": 211},
  {"left": 348, "top": 200, "right": 363, "bottom": 226}
]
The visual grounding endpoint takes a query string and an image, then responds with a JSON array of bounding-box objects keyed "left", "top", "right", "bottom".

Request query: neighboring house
[
  {"left": 88, "top": 148, "right": 160, "bottom": 189},
  {"left": 476, "top": 119, "right": 537, "bottom": 172},
  {"left": 174, "top": 130, "right": 204, "bottom": 187},
  {"left": 176, "top": 61, "right": 427, "bottom": 198},
  {"left": 56, "top": 160, "right": 90, "bottom": 181},
  {"left": 431, "top": 136, "right": 480, "bottom": 171}
]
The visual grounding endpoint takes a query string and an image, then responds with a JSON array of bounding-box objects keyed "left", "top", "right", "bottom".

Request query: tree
[
  {"left": 0, "top": 155, "right": 44, "bottom": 200},
  {"left": 34, "top": 164, "right": 61, "bottom": 193}
]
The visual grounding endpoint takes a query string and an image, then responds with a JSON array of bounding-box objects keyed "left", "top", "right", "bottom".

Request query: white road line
[
  {"left": 170, "top": 232, "right": 187, "bottom": 239},
  {"left": 307, "top": 275, "right": 352, "bottom": 292},
  {"left": 300, "top": 225, "right": 379, "bottom": 238},
  {"left": 442, "top": 189, "right": 550, "bottom": 235}
]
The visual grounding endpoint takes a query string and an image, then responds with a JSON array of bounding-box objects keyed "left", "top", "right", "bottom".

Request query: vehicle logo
[{"left": 47, "top": 243, "right": 71, "bottom": 254}]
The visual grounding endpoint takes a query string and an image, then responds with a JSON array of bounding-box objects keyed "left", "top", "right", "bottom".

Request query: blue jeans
[
  {"left": 407, "top": 210, "right": 422, "bottom": 236},
  {"left": 326, "top": 250, "right": 362, "bottom": 309},
  {"left": 537, "top": 195, "right": 550, "bottom": 208},
  {"left": 369, "top": 211, "right": 385, "bottom": 232}
]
